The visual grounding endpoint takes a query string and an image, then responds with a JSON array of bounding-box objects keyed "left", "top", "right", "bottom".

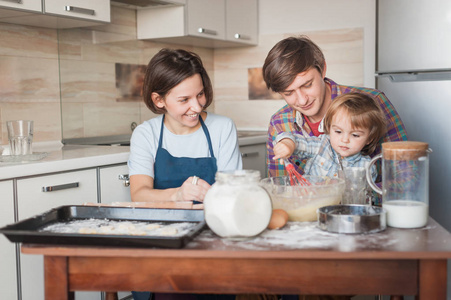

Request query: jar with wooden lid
[
  {"left": 204, "top": 170, "right": 272, "bottom": 238},
  {"left": 366, "top": 141, "right": 432, "bottom": 228}
]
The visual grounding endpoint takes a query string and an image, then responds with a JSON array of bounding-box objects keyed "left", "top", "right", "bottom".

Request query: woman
[
  {"left": 128, "top": 49, "right": 242, "bottom": 300},
  {"left": 128, "top": 48, "right": 242, "bottom": 204}
]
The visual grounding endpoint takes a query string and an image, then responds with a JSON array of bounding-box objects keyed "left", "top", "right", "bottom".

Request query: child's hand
[{"left": 273, "top": 138, "right": 296, "bottom": 161}]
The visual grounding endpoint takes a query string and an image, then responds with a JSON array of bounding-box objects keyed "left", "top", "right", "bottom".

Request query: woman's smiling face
[{"left": 155, "top": 74, "right": 206, "bottom": 134}]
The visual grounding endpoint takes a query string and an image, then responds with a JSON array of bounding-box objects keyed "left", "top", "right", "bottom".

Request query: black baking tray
[{"left": 0, "top": 205, "right": 206, "bottom": 249}]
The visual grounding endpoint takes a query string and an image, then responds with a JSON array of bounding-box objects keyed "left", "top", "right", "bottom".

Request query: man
[
  {"left": 262, "top": 35, "right": 407, "bottom": 300},
  {"left": 263, "top": 35, "right": 407, "bottom": 179}
]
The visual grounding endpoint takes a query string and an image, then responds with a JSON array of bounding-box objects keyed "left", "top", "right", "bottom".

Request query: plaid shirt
[
  {"left": 276, "top": 132, "right": 378, "bottom": 180},
  {"left": 266, "top": 78, "right": 408, "bottom": 178}
]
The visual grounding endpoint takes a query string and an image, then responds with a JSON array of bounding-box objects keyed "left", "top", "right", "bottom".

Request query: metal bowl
[{"left": 317, "top": 204, "right": 386, "bottom": 234}]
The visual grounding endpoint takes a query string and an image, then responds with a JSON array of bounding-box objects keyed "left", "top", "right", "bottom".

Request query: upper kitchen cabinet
[
  {"left": 137, "top": 0, "right": 258, "bottom": 48},
  {"left": 225, "top": 0, "right": 258, "bottom": 45},
  {"left": 0, "top": 0, "right": 111, "bottom": 29},
  {"left": 186, "top": 0, "right": 225, "bottom": 41},
  {"left": 0, "top": 0, "right": 41, "bottom": 18}
]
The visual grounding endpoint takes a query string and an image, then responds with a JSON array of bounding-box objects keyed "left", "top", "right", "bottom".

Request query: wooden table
[{"left": 22, "top": 218, "right": 451, "bottom": 300}]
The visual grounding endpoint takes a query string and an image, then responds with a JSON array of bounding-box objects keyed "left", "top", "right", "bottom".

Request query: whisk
[{"left": 283, "top": 159, "right": 312, "bottom": 186}]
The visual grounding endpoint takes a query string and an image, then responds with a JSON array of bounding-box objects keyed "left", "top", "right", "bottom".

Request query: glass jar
[
  {"left": 366, "top": 141, "right": 431, "bottom": 228},
  {"left": 204, "top": 170, "right": 272, "bottom": 238}
]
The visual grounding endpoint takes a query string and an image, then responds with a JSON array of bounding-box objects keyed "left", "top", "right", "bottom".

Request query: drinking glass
[
  {"left": 7, "top": 120, "right": 34, "bottom": 155},
  {"left": 341, "top": 167, "right": 368, "bottom": 205}
]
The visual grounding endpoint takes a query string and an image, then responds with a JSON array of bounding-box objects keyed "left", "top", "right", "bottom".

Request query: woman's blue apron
[
  {"left": 132, "top": 115, "right": 218, "bottom": 300},
  {"left": 154, "top": 114, "right": 217, "bottom": 189}
]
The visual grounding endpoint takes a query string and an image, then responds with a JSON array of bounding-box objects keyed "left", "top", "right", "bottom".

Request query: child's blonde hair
[{"left": 323, "top": 93, "right": 387, "bottom": 155}]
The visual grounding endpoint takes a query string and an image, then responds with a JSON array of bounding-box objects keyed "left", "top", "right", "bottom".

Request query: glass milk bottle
[
  {"left": 366, "top": 141, "right": 431, "bottom": 228},
  {"left": 204, "top": 170, "right": 272, "bottom": 238}
]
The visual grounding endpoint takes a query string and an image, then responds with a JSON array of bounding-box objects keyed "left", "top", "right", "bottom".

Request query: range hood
[{"left": 111, "top": 0, "right": 183, "bottom": 8}]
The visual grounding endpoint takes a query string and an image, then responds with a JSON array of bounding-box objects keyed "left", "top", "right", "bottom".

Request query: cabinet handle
[
  {"left": 242, "top": 151, "right": 259, "bottom": 158},
  {"left": 118, "top": 174, "right": 130, "bottom": 187},
  {"left": 64, "top": 5, "right": 95, "bottom": 16},
  {"left": 197, "top": 28, "right": 217, "bottom": 36},
  {"left": 1, "top": 0, "right": 22, "bottom": 3},
  {"left": 234, "top": 33, "right": 251, "bottom": 40},
  {"left": 42, "top": 182, "right": 79, "bottom": 192}
]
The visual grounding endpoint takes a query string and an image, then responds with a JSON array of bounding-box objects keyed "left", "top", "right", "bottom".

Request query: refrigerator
[
  {"left": 376, "top": 0, "right": 451, "bottom": 230},
  {"left": 376, "top": 1, "right": 451, "bottom": 298}
]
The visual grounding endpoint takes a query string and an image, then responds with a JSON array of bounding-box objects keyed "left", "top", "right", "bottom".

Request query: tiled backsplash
[{"left": 0, "top": 5, "right": 363, "bottom": 145}]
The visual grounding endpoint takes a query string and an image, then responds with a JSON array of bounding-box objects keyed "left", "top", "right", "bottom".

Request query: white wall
[
  {"left": 259, "top": 0, "right": 376, "bottom": 87},
  {"left": 214, "top": 0, "right": 377, "bottom": 131}
]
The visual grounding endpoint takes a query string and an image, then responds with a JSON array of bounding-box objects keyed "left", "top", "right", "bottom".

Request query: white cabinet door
[
  {"left": 240, "top": 143, "right": 267, "bottom": 178},
  {"left": 17, "top": 169, "right": 101, "bottom": 300},
  {"left": 137, "top": 0, "right": 257, "bottom": 47},
  {"left": 44, "top": 0, "right": 110, "bottom": 22},
  {"left": 0, "top": 0, "right": 41, "bottom": 12},
  {"left": 99, "top": 164, "right": 132, "bottom": 300},
  {"left": 225, "top": 0, "right": 258, "bottom": 45},
  {"left": 99, "top": 164, "right": 131, "bottom": 203},
  {"left": 0, "top": 180, "right": 18, "bottom": 300},
  {"left": 186, "top": 0, "right": 225, "bottom": 40}
]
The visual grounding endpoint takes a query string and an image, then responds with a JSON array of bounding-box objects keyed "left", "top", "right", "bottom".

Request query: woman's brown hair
[
  {"left": 323, "top": 93, "right": 387, "bottom": 156},
  {"left": 262, "top": 35, "right": 326, "bottom": 93},
  {"left": 142, "top": 48, "right": 213, "bottom": 114}
]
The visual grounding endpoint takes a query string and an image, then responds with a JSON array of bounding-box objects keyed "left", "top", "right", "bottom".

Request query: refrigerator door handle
[{"left": 376, "top": 71, "right": 451, "bottom": 82}]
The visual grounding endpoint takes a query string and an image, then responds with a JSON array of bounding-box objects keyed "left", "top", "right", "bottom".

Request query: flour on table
[{"left": 188, "top": 221, "right": 399, "bottom": 250}]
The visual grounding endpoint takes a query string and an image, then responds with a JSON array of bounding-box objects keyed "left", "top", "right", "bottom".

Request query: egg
[{"left": 267, "top": 209, "right": 289, "bottom": 229}]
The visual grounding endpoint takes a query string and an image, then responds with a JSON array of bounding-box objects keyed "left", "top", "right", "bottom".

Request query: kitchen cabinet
[
  {"left": 17, "top": 169, "right": 101, "bottom": 300},
  {"left": 186, "top": 0, "right": 225, "bottom": 40},
  {"left": 99, "top": 163, "right": 132, "bottom": 299},
  {"left": 225, "top": 0, "right": 258, "bottom": 45},
  {"left": 0, "top": 180, "right": 18, "bottom": 300},
  {"left": 137, "top": 0, "right": 258, "bottom": 48},
  {"left": 0, "top": 0, "right": 110, "bottom": 29},
  {"left": 240, "top": 142, "right": 267, "bottom": 178},
  {"left": 44, "top": 0, "right": 110, "bottom": 23},
  {"left": 0, "top": 145, "right": 129, "bottom": 300},
  {"left": 99, "top": 163, "right": 131, "bottom": 203},
  {"left": 0, "top": 0, "right": 41, "bottom": 18}
]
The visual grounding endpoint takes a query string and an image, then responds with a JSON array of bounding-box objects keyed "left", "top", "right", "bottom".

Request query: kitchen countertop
[
  {"left": 237, "top": 130, "right": 267, "bottom": 146},
  {"left": 0, "top": 130, "right": 267, "bottom": 181},
  {"left": 63, "top": 130, "right": 267, "bottom": 147},
  {"left": 0, "top": 144, "right": 130, "bottom": 180}
]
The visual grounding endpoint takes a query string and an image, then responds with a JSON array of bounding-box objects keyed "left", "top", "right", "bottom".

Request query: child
[{"left": 273, "top": 92, "right": 387, "bottom": 180}]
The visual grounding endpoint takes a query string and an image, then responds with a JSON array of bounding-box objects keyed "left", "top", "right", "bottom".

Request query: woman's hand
[
  {"left": 273, "top": 138, "right": 296, "bottom": 161},
  {"left": 174, "top": 176, "right": 211, "bottom": 202}
]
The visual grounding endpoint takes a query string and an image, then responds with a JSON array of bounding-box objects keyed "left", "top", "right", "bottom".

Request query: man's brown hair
[{"left": 262, "top": 35, "right": 326, "bottom": 93}]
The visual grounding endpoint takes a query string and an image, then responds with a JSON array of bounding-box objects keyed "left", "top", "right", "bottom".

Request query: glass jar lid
[
  {"left": 215, "top": 169, "right": 261, "bottom": 184},
  {"left": 382, "top": 141, "right": 429, "bottom": 160}
]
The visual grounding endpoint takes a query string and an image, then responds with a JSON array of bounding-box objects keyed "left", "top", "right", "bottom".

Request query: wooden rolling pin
[{"left": 83, "top": 201, "right": 204, "bottom": 210}]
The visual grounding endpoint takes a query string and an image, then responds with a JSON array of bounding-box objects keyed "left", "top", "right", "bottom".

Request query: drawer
[
  {"left": 44, "top": 0, "right": 110, "bottom": 23},
  {"left": 17, "top": 168, "right": 97, "bottom": 220}
]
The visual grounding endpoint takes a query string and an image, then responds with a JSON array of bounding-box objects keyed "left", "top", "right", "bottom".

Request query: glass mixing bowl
[{"left": 261, "top": 176, "right": 345, "bottom": 222}]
